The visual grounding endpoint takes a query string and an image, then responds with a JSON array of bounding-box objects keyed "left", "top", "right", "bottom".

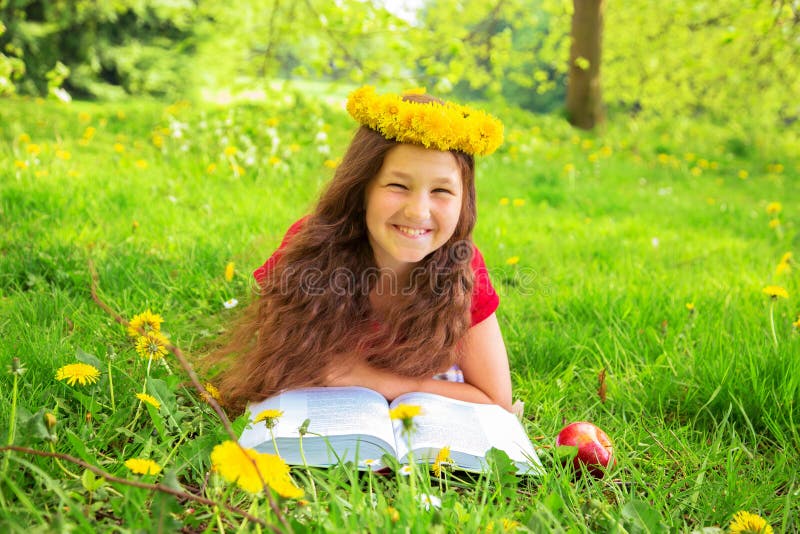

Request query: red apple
[{"left": 555, "top": 421, "right": 615, "bottom": 477}]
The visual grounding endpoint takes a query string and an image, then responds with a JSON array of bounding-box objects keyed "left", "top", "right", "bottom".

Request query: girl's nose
[{"left": 404, "top": 193, "right": 430, "bottom": 221}]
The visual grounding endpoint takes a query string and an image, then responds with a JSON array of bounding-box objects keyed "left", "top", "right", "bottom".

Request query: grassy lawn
[{"left": 1, "top": 90, "right": 798, "bottom": 532}]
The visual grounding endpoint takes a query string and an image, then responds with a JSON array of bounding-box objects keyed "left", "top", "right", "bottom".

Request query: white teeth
[{"left": 396, "top": 225, "right": 427, "bottom": 237}]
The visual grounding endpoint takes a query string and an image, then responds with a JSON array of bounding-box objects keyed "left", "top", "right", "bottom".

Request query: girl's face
[{"left": 364, "top": 144, "right": 463, "bottom": 277}]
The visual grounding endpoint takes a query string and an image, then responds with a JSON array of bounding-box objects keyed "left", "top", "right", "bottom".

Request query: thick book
[{"left": 238, "top": 386, "right": 544, "bottom": 475}]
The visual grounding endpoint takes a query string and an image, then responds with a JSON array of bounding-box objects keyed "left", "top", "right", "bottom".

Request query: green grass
[{"left": 1, "top": 89, "right": 799, "bottom": 532}]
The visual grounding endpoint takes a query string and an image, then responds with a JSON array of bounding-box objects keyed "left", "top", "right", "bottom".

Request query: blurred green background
[{"left": 2, "top": 0, "right": 798, "bottom": 129}]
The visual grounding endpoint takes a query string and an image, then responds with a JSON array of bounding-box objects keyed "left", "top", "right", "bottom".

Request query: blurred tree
[
  {"left": 0, "top": 0, "right": 199, "bottom": 99},
  {"left": 0, "top": 19, "right": 25, "bottom": 95},
  {"left": 565, "top": 0, "right": 604, "bottom": 129}
]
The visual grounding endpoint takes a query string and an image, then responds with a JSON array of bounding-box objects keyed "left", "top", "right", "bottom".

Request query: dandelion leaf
[{"left": 620, "top": 499, "right": 668, "bottom": 533}]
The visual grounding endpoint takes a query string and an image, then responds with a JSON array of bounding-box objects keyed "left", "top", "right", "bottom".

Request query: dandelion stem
[
  {"left": 1, "top": 372, "right": 19, "bottom": 476},
  {"left": 404, "top": 430, "right": 417, "bottom": 498},
  {"left": 107, "top": 357, "right": 116, "bottom": 412},
  {"left": 297, "top": 433, "right": 317, "bottom": 501},
  {"left": 269, "top": 428, "right": 280, "bottom": 457},
  {"left": 48, "top": 442, "right": 80, "bottom": 479},
  {"left": 770, "top": 301, "right": 779, "bottom": 349}
]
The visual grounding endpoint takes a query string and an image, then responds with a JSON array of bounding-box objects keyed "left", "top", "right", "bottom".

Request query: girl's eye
[
  {"left": 433, "top": 188, "right": 453, "bottom": 195},
  {"left": 387, "top": 183, "right": 407, "bottom": 190}
]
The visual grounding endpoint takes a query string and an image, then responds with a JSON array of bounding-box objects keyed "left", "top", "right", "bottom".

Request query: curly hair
[{"left": 203, "top": 95, "right": 478, "bottom": 412}]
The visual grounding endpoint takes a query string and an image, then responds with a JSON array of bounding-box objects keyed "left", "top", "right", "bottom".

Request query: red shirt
[{"left": 253, "top": 218, "right": 499, "bottom": 326}]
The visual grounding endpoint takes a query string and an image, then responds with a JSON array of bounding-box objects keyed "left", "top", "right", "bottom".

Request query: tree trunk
[{"left": 566, "top": 0, "right": 605, "bottom": 130}]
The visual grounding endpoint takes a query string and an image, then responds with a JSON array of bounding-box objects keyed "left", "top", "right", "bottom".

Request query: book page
[
  {"left": 240, "top": 387, "right": 397, "bottom": 456},
  {"left": 390, "top": 392, "right": 542, "bottom": 471}
]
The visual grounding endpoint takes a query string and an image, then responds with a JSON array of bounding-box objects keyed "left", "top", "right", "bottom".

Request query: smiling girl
[{"left": 207, "top": 86, "right": 512, "bottom": 413}]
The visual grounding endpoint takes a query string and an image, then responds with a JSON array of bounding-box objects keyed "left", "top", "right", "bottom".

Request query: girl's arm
[{"left": 325, "top": 313, "right": 513, "bottom": 411}]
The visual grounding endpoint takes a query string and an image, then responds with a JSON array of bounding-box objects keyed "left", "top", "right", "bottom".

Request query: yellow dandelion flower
[
  {"left": 151, "top": 134, "right": 164, "bottom": 148},
  {"left": 35, "top": 170, "right": 49, "bottom": 177},
  {"left": 762, "top": 286, "right": 789, "bottom": 300},
  {"left": 67, "top": 169, "right": 80, "bottom": 178},
  {"left": 55, "top": 363, "right": 101, "bottom": 386},
  {"left": 202, "top": 382, "right": 222, "bottom": 402},
  {"left": 210, "top": 441, "right": 303, "bottom": 497},
  {"left": 512, "top": 198, "right": 525, "bottom": 207},
  {"left": 386, "top": 506, "right": 400, "bottom": 522},
  {"left": 389, "top": 404, "right": 422, "bottom": 421},
  {"left": 44, "top": 412, "right": 57, "bottom": 429},
  {"left": 684, "top": 152, "right": 696, "bottom": 162},
  {"left": 253, "top": 409, "right": 284, "bottom": 429},
  {"left": 26, "top": 143, "right": 41, "bottom": 155},
  {"left": 289, "top": 143, "right": 301, "bottom": 153},
  {"left": 776, "top": 262, "right": 791, "bottom": 276},
  {"left": 78, "top": 112, "right": 91, "bottom": 123},
  {"left": 793, "top": 316, "right": 800, "bottom": 329},
  {"left": 206, "top": 163, "right": 217, "bottom": 173},
  {"left": 690, "top": 166, "right": 702, "bottom": 176},
  {"left": 432, "top": 446, "right": 453, "bottom": 477},
  {"left": 390, "top": 404, "right": 422, "bottom": 431},
  {"left": 506, "top": 256, "right": 520, "bottom": 266},
  {"left": 134, "top": 159, "right": 148, "bottom": 169},
  {"left": 728, "top": 511, "right": 772, "bottom": 534},
  {"left": 767, "top": 163, "right": 784, "bottom": 174},
  {"left": 499, "top": 197, "right": 510, "bottom": 206},
  {"left": 225, "top": 262, "right": 235, "bottom": 282},
  {"left": 231, "top": 164, "right": 245, "bottom": 176},
  {"left": 14, "top": 160, "right": 28, "bottom": 169},
  {"left": 738, "top": 170, "right": 749, "bottom": 179},
  {"left": 323, "top": 159, "right": 340, "bottom": 169},
  {"left": 113, "top": 143, "right": 125, "bottom": 153},
  {"left": 127, "top": 310, "right": 164, "bottom": 337},
  {"left": 766, "top": 202, "right": 782, "bottom": 215},
  {"left": 125, "top": 458, "right": 162, "bottom": 475},
  {"left": 135, "top": 331, "right": 170, "bottom": 360},
  {"left": 769, "top": 219, "right": 780, "bottom": 229},
  {"left": 686, "top": 302, "right": 695, "bottom": 311},
  {"left": 266, "top": 118, "right": 280, "bottom": 127},
  {"left": 563, "top": 163, "right": 576, "bottom": 173},
  {"left": 223, "top": 146, "right": 238, "bottom": 157},
  {"left": 18, "top": 133, "right": 31, "bottom": 143},
  {"left": 268, "top": 156, "right": 282, "bottom": 166},
  {"left": 83, "top": 126, "right": 96, "bottom": 140},
  {"left": 580, "top": 139, "right": 593, "bottom": 150},
  {"left": 56, "top": 150, "right": 71, "bottom": 160},
  {"left": 502, "top": 518, "right": 522, "bottom": 531},
  {"left": 136, "top": 393, "right": 161, "bottom": 409}
]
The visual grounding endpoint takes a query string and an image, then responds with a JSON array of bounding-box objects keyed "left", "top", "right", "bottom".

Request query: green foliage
[
  {"left": 0, "top": 90, "right": 798, "bottom": 531},
  {"left": 0, "top": 19, "right": 25, "bottom": 95},
  {"left": 0, "top": 0, "right": 198, "bottom": 99},
  {"left": 602, "top": 0, "right": 800, "bottom": 126},
  {"left": 3, "top": 0, "right": 799, "bottom": 128}
]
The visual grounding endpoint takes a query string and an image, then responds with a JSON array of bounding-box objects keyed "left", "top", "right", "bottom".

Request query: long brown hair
[{"left": 204, "top": 95, "right": 478, "bottom": 411}]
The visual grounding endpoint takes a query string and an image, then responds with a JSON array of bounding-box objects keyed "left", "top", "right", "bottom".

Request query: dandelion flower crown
[{"left": 346, "top": 85, "right": 504, "bottom": 157}]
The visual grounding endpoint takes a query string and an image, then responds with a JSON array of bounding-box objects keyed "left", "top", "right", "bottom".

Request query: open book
[{"left": 238, "top": 386, "right": 543, "bottom": 475}]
